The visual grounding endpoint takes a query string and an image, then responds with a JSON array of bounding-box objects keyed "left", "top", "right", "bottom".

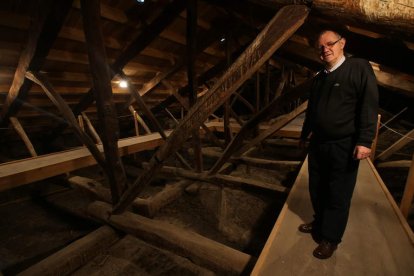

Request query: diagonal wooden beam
[
  {"left": 81, "top": 112, "right": 102, "bottom": 144},
  {"left": 128, "top": 106, "right": 151, "bottom": 134},
  {"left": 164, "top": 80, "right": 225, "bottom": 149},
  {"left": 0, "top": 0, "right": 73, "bottom": 124},
  {"left": 26, "top": 71, "right": 107, "bottom": 177},
  {"left": 209, "top": 79, "right": 312, "bottom": 175},
  {"left": 122, "top": 17, "right": 226, "bottom": 109},
  {"left": 400, "top": 153, "right": 414, "bottom": 218},
  {"left": 10, "top": 117, "right": 38, "bottom": 157},
  {"left": 120, "top": 71, "right": 192, "bottom": 170},
  {"left": 113, "top": 5, "right": 309, "bottom": 212},
  {"left": 81, "top": 0, "right": 128, "bottom": 203},
  {"left": 376, "top": 128, "right": 414, "bottom": 161},
  {"left": 235, "top": 101, "right": 307, "bottom": 157}
]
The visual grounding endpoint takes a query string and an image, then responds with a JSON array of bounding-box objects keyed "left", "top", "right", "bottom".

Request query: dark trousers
[{"left": 308, "top": 136, "right": 360, "bottom": 244}]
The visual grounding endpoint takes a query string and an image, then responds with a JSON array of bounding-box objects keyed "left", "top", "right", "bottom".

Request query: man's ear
[{"left": 340, "top": 38, "right": 346, "bottom": 49}]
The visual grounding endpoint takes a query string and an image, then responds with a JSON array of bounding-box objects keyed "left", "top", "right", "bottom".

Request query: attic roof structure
[{"left": 0, "top": 0, "right": 414, "bottom": 275}]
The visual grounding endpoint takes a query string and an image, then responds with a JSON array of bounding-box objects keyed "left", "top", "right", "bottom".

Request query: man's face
[{"left": 317, "top": 31, "right": 345, "bottom": 68}]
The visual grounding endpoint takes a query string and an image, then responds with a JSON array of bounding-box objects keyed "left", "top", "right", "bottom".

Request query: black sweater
[{"left": 301, "top": 57, "right": 378, "bottom": 147}]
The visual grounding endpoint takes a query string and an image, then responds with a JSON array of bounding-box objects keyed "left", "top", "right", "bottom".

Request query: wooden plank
[
  {"left": 9, "top": 117, "right": 37, "bottom": 157},
  {"left": 81, "top": 0, "right": 128, "bottom": 203},
  {"left": 0, "top": 131, "right": 170, "bottom": 192},
  {"left": 114, "top": 5, "right": 309, "bottom": 212},
  {"left": 251, "top": 158, "right": 414, "bottom": 275},
  {"left": 400, "top": 153, "right": 414, "bottom": 218},
  {"left": 376, "top": 128, "right": 414, "bottom": 161},
  {"left": 0, "top": 0, "right": 72, "bottom": 123},
  {"left": 18, "top": 226, "right": 121, "bottom": 276},
  {"left": 0, "top": 122, "right": 298, "bottom": 192},
  {"left": 87, "top": 201, "right": 254, "bottom": 275}
]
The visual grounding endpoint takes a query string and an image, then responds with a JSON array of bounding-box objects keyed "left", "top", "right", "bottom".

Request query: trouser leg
[
  {"left": 320, "top": 138, "right": 360, "bottom": 244},
  {"left": 308, "top": 141, "right": 329, "bottom": 231}
]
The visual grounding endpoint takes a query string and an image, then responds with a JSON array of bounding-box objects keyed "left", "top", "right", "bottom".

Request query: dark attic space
[{"left": 0, "top": 0, "right": 414, "bottom": 275}]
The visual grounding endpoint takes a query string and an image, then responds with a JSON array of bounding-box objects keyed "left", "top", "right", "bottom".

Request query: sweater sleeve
[
  {"left": 355, "top": 60, "right": 379, "bottom": 148},
  {"left": 300, "top": 79, "right": 314, "bottom": 140},
  {"left": 300, "top": 102, "right": 312, "bottom": 140}
]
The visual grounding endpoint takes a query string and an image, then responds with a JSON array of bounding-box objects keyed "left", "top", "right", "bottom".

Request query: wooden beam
[
  {"left": 0, "top": 0, "right": 72, "bottom": 123},
  {"left": 165, "top": 80, "right": 225, "bottom": 149},
  {"left": 377, "top": 160, "right": 412, "bottom": 168},
  {"left": 132, "top": 180, "right": 193, "bottom": 218},
  {"left": 114, "top": 5, "right": 309, "bottom": 212},
  {"left": 81, "top": 0, "right": 128, "bottom": 203},
  {"left": 376, "top": 128, "right": 414, "bottom": 161},
  {"left": 25, "top": 71, "right": 108, "bottom": 175},
  {"left": 370, "top": 114, "right": 381, "bottom": 161},
  {"left": 152, "top": 165, "right": 288, "bottom": 193},
  {"left": 208, "top": 79, "right": 311, "bottom": 175},
  {"left": 150, "top": 58, "right": 227, "bottom": 115},
  {"left": 48, "top": 0, "right": 186, "bottom": 140},
  {"left": 0, "top": 132, "right": 170, "bottom": 191},
  {"left": 254, "top": 0, "right": 414, "bottom": 33},
  {"left": 73, "top": 0, "right": 128, "bottom": 23},
  {"left": 81, "top": 112, "right": 102, "bottom": 144},
  {"left": 18, "top": 226, "right": 121, "bottom": 276},
  {"left": 121, "top": 71, "right": 192, "bottom": 170},
  {"left": 400, "top": 153, "right": 414, "bottom": 218},
  {"left": 77, "top": 115, "right": 85, "bottom": 132},
  {"left": 9, "top": 116, "right": 37, "bottom": 157},
  {"left": 265, "top": 61, "right": 271, "bottom": 105},
  {"left": 187, "top": 0, "right": 203, "bottom": 172},
  {"left": 235, "top": 101, "right": 307, "bottom": 157},
  {"left": 69, "top": 175, "right": 192, "bottom": 218},
  {"left": 88, "top": 201, "right": 254, "bottom": 275},
  {"left": 128, "top": 106, "right": 151, "bottom": 134},
  {"left": 224, "top": 31, "right": 233, "bottom": 145},
  {"left": 379, "top": 107, "right": 408, "bottom": 130}
]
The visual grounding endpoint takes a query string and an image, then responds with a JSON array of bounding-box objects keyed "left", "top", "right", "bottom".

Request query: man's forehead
[{"left": 318, "top": 31, "right": 339, "bottom": 43}]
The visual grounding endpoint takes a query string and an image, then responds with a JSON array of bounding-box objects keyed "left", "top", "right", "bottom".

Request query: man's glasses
[{"left": 317, "top": 37, "right": 342, "bottom": 52}]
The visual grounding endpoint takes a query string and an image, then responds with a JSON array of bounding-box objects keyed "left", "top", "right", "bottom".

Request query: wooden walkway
[{"left": 252, "top": 158, "right": 414, "bottom": 276}]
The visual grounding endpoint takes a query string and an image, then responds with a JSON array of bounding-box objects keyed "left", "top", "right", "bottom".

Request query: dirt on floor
[{"left": 0, "top": 135, "right": 412, "bottom": 274}]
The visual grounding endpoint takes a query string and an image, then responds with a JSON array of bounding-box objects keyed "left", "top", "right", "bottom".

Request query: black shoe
[
  {"left": 313, "top": 240, "right": 337, "bottom": 259},
  {"left": 298, "top": 222, "right": 313, "bottom": 233}
]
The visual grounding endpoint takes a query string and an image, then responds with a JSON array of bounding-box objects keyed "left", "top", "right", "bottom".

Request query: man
[{"left": 299, "top": 30, "right": 378, "bottom": 259}]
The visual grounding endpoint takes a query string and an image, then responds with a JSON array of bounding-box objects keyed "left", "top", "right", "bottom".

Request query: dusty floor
[{"left": 0, "top": 134, "right": 412, "bottom": 274}]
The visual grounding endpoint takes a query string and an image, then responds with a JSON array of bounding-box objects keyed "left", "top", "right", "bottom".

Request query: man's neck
[{"left": 325, "top": 55, "right": 346, "bottom": 73}]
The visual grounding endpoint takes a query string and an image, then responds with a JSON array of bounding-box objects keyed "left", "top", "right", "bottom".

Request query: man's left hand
[{"left": 353, "top": 145, "right": 372, "bottom": 160}]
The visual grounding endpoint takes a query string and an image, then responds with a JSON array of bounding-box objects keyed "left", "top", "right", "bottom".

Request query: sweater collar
[{"left": 324, "top": 55, "right": 346, "bottom": 74}]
